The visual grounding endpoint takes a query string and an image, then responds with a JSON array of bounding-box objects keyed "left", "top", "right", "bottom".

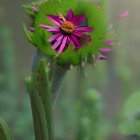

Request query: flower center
[{"left": 61, "top": 21, "right": 75, "bottom": 34}]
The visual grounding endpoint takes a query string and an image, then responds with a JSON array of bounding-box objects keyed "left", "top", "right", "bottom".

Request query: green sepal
[
  {"left": 23, "top": 1, "right": 44, "bottom": 17},
  {"left": 23, "top": 23, "right": 34, "bottom": 44}
]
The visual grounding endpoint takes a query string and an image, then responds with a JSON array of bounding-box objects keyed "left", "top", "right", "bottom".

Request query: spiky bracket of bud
[{"left": 23, "top": 0, "right": 114, "bottom": 67}]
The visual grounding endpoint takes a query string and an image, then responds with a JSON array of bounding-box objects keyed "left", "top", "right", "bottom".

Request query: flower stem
[
  {"left": 25, "top": 59, "right": 54, "bottom": 140},
  {"left": 50, "top": 64, "right": 68, "bottom": 106}
]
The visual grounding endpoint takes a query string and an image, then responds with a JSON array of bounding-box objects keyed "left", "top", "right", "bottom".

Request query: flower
[
  {"left": 40, "top": 9, "right": 93, "bottom": 54},
  {"left": 24, "top": 0, "right": 113, "bottom": 66}
]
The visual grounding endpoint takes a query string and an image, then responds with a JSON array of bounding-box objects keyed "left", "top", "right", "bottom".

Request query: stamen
[
  {"left": 58, "top": 12, "right": 66, "bottom": 22},
  {"left": 61, "top": 21, "right": 75, "bottom": 34}
]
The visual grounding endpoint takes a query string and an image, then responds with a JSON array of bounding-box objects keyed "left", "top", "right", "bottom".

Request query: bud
[{"left": 24, "top": 0, "right": 114, "bottom": 66}]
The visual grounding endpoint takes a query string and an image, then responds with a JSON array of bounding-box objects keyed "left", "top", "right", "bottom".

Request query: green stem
[
  {"left": 50, "top": 64, "right": 68, "bottom": 106},
  {"left": 25, "top": 59, "right": 54, "bottom": 140},
  {"left": 30, "top": 50, "right": 68, "bottom": 106},
  {"left": 26, "top": 57, "right": 68, "bottom": 140}
]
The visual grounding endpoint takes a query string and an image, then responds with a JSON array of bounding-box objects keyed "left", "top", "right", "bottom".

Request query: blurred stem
[{"left": 75, "top": 67, "right": 102, "bottom": 140}]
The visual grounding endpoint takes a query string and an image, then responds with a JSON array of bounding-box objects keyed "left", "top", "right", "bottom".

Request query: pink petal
[
  {"left": 72, "top": 15, "right": 86, "bottom": 25},
  {"left": 39, "top": 24, "right": 55, "bottom": 29},
  {"left": 46, "top": 15, "right": 61, "bottom": 26},
  {"left": 66, "top": 9, "right": 73, "bottom": 21},
  {"left": 73, "top": 31, "right": 83, "bottom": 37},
  {"left": 118, "top": 11, "right": 129, "bottom": 18},
  {"left": 99, "top": 48, "right": 112, "bottom": 53},
  {"left": 47, "top": 28, "right": 60, "bottom": 32},
  {"left": 68, "top": 37, "right": 75, "bottom": 47},
  {"left": 75, "top": 26, "right": 93, "bottom": 32},
  {"left": 70, "top": 35, "right": 81, "bottom": 48},
  {"left": 104, "top": 40, "right": 113, "bottom": 45},
  {"left": 99, "top": 55, "right": 107, "bottom": 60},
  {"left": 48, "top": 33, "right": 62, "bottom": 43},
  {"left": 29, "top": 27, "right": 35, "bottom": 32},
  {"left": 58, "top": 36, "right": 68, "bottom": 54},
  {"left": 52, "top": 35, "right": 64, "bottom": 50}
]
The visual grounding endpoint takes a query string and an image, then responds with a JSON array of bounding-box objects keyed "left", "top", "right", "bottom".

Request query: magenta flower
[{"left": 40, "top": 9, "right": 93, "bottom": 54}]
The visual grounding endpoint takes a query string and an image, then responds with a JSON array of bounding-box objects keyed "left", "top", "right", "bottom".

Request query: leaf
[
  {"left": 0, "top": 117, "right": 13, "bottom": 140},
  {"left": 26, "top": 59, "right": 54, "bottom": 140}
]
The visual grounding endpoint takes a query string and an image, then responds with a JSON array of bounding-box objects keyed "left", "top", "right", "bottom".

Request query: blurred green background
[{"left": 0, "top": 0, "right": 140, "bottom": 140}]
